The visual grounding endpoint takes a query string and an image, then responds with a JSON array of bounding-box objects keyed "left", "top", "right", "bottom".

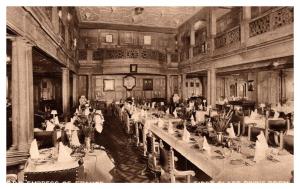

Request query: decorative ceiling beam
[{"left": 79, "top": 22, "right": 177, "bottom": 34}]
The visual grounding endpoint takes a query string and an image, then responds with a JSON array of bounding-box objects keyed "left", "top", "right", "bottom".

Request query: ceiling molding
[{"left": 79, "top": 22, "right": 177, "bottom": 34}]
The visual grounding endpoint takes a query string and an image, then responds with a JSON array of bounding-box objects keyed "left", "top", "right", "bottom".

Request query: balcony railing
[
  {"left": 86, "top": 48, "right": 167, "bottom": 63},
  {"left": 214, "top": 26, "right": 241, "bottom": 49},
  {"left": 249, "top": 7, "right": 293, "bottom": 37}
]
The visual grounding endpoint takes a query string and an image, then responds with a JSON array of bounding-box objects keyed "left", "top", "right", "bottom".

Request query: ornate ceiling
[{"left": 76, "top": 7, "right": 203, "bottom": 28}]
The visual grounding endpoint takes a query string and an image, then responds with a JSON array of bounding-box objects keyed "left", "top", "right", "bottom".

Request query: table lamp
[{"left": 50, "top": 110, "right": 58, "bottom": 119}]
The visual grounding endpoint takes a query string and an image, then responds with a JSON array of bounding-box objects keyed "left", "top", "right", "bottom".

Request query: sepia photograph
[{"left": 4, "top": 0, "right": 296, "bottom": 185}]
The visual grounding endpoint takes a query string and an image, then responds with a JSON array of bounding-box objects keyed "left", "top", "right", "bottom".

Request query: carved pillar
[
  {"left": 181, "top": 74, "right": 187, "bottom": 100},
  {"left": 72, "top": 73, "right": 78, "bottom": 107},
  {"left": 208, "top": 8, "right": 217, "bottom": 54},
  {"left": 241, "top": 7, "right": 251, "bottom": 46},
  {"left": 11, "top": 37, "right": 34, "bottom": 151},
  {"left": 62, "top": 68, "right": 70, "bottom": 115},
  {"left": 189, "top": 27, "right": 195, "bottom": 59},
  {"left": 88, "top": 74, "right": 92, "bottom": 100},
  {"left": 210, "top": 68, "right": 216, "bottom": 107},
  {"left": 167, "top": 53, "right": 172, "bottom": 64},
  {"left": 166, "top": 74, "right": 171, "bottom": 102}
]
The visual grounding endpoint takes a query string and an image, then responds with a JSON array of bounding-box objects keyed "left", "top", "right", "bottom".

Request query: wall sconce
[
  {"left": 58, "top": 10, "right": 62, "bottom": 18},
  {"left": 67, "top": 12, "right": 72, "bottom": 21}
]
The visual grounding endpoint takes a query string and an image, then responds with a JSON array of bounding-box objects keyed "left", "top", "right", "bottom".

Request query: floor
[
  {"left": 94, "top": 113, "right": 157, "bottom": 183},
  {"left": 94, "top": 111, "right": 211, "bottom": 183}
]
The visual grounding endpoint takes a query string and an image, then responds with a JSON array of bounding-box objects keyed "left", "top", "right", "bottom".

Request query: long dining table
[{"left": 138, "top": 113, "right": 293, "bottom": 182}]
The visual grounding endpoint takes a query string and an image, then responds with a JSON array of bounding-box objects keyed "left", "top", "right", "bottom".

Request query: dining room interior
[{"left": 5, "top": 6, "right": 294, "bottom": 183}]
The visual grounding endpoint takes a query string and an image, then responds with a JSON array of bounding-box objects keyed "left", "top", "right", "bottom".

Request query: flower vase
[
  {"left": 85, "top": 137, "right": 91, "bottom": 151},
  {"left": 217, "top": 132, "right": 224, "bottom": 144}
]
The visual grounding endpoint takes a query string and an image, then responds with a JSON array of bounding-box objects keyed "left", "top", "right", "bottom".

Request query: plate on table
[{"left": 230, "top": 159, "right": 244, "bottom": 165}]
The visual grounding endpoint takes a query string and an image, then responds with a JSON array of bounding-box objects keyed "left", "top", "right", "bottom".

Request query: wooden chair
[
  {"left": 267, "top": 118, "right": 289, "bottom": 149},
  {"left": 24, "top": 165, "right": 84, "bottom": 183},
  {"left": 159, "top": 140, "right": 195, "bottom": 183}
]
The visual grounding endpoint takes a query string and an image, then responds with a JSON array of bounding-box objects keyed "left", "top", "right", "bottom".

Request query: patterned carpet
[
  {"left": 94, "top": 113, "right": 211, "bottom": 183},
  {"left": 94, "top": 114, "right": 157, "bottom": 183}
]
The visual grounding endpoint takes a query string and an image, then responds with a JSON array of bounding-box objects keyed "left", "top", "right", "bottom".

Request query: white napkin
[
  {"left": 173, "top": 109, "right": 178, "bottom": 118},
  {"left": 160, "top": 102, "right": 164, "bottom": 106},
  {"left": 254, "top": 131, "right": 269, "bottom": 162},
  {"left": 182, "top": 124, "right": 190, "bottom": 142},
  {"left": 57, "top": 142, "right": 74, "bottom": 162},
  {"left": 274, "top": 111, "right": 280, "bottom": 118},
  {"left": 226, "top": 123, "right": 236, "bottom": 138},
  {"left": 191, "top": 115, "right": 196, "bottom": 126},
  {"left": 151, "top": 102, "right": 156, "bottom": 109},
  {"left": 202, "top": 136, "right": 211, "bottom": 156},
  {"left": 29, "top": 139, "right": 40, "bottom": 160},
  {"left": 199, "top": 104, "right": 203, "bottom": 110},
  {"left": 46, "top": 120, "right": 55, "bottom": 131},
  {"left": 148, "top": 103, "right": 151, "bottom": 108},
  {"left": 168, "top": 120, "right": 174, "bottom": 134},
  {"left": 75, "top": 109, "right": 79, "bottom": 114},
  {"left": 157, "top": 118, "right": 164, "bottom": 128},
  {"left": 165, "top": 108, "right": 169, "bottom": 115},
  {"left": 71, "top": 130, "right": 81, "bottom": 147}
]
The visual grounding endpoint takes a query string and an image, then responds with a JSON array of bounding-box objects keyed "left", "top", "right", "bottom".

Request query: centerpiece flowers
[{"left": 211, "top": 109, "right": 234, "bottom": 143}]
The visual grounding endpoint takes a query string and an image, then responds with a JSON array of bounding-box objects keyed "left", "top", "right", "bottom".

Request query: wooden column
[
  {"left": 11, "top": 37, "right": 34, "bottom": 151},
  {"left": 88, "top": 74, "right": 92, "bottom": 100},
  {"left": 72, "top": 73, "right": 78, "bottom": 107},
  {"left": 207, "top": 68, "right": 216, "bottom": 107},
  {"left": 189, "top": 27, "right": 195, "bottom": 59},
  {"left": 210, "top": 68, "right": 216, "bottom": 107},
  {"left": 181, "top": 74, "right": 187, "bottom": 100},
  {"left": 166, "top": 74, "right": 171, "bottom": 102},
  {"left": 62, "top": 67, "right": 70, "bottom": 115},
  {"left": 241, "top": 7, "right": 251, "bottom": 46},
  {"left": 208, "top": 8, "right": 217, "bottom": 55}
]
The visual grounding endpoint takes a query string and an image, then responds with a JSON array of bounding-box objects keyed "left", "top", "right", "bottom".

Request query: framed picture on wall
[
  {"left": 144, "top": 35, "right": 151, "bottom": 45},
  {"left": 103, "top": 79, "right": 115, "bottom": 91},
  {"left": 105, "top": 34, "right": 113, "bottom": 43},
  {"left": 143, "top": 79, "right": 153, "bottom": 91},
  {"left": 248, "top": 80, "right": 254, "bottom": 91}
]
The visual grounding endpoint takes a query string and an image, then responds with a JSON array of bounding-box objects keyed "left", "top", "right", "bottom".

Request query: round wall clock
[{"left": 123, "top": 75, "right": 136, "bottom": 90}]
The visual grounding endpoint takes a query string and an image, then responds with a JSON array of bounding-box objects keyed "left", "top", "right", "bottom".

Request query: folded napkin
[
  {"left": 30, "top": 139, "right": 40, "bottom": 160},
  {"left": 75, "top": 109, "right": 79, "bottom": 114},
  {"left": 274, "top": 111, "right": 280, "bottom": 118},
  {"left": 95, "top": 123, "right": 103, "bottom": 133},
  {"left": 202, "top": 136, "right": 211, "bottom": 156},
  {"left": 199, "top": 104, "right": 203, "bottom": 110},
  {"left": 168, "top": 120, "right": 174, "bottom": 134},
  {"left": 226, "top": 123, "right": 236, "bottom": 138},
  {"left": 151, "top": 102, "right": 156, "bottom": 109},
  {"left": 160, "top": 102, "right": 164, "bottom": 106},
  {"left": 148, "top": 103, "right": 151, "bottom": 108},
  {"left": 71, "top": 130, "right": 81, "bottom": 147},
  {"left": 157, "top": 118, "right": 164, "bottom": 128},
  {"left": 182, "top": 124, "right": 190, "bottom": 142},
  {"left": 254, "top": 131, "right": 269, "bottom": 162},
  {"left": 173, "top": 109, "right": 178, "bottom": 118},
  {"left": 46, "top": 120, "right": 55, "bottom": 131},
  {"left": 57, "top": 142, "right": 74, "bottom": 162},
  {"left": 165, "top": 108, "right": 169, "bottom": 115},
  {"left": 191, "top": 115, "right": 196, "bottom": 126}
]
